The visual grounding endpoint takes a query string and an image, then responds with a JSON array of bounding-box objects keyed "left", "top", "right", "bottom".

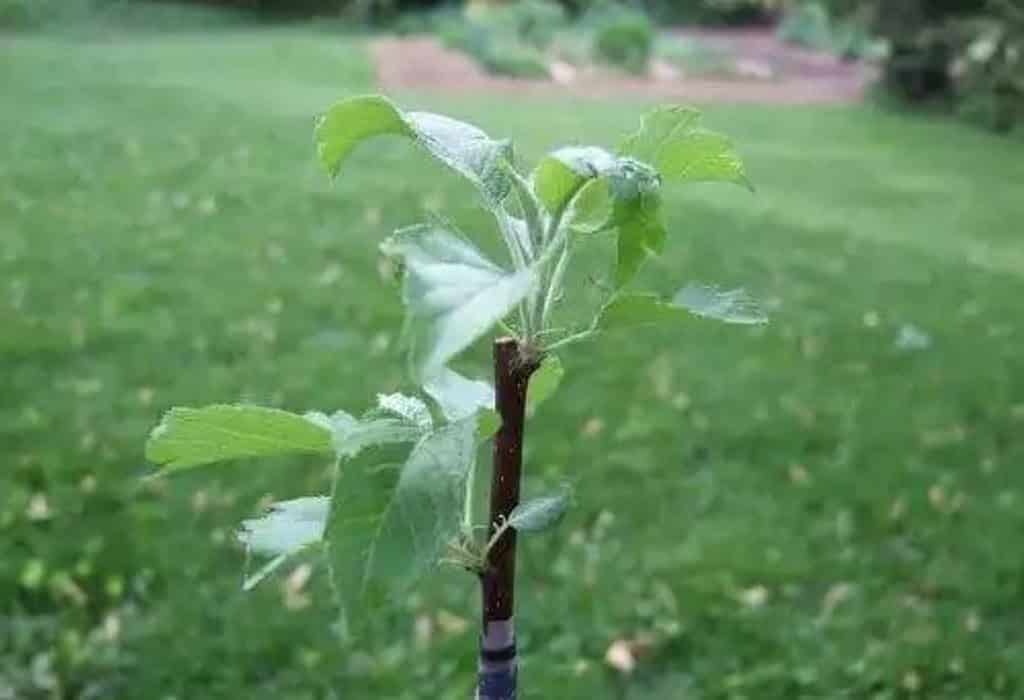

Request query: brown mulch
[{"left": 372, "top": 29, "right": 875, "bottom": 105}]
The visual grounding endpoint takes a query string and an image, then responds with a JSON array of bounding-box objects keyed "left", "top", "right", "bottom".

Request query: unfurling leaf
[
  {"left": 532, "top": 146, "right": 618, "bottom": 214},
  {"left": 567, "top": 178, "right": 613, "bottom": 234},
  {"left": 382, "top": 225, "right": 536, "bottom": 375},
  {"left": 596, "top": 286, "right": 767, "bottom": 331},
  {"left": 526, "top": 355, "right": 564, "bottom": 415},
  {"left": 508, "top": 489, "right": 571, "bottom": 533},
  {"left": 533, "top": 146, "right": 665, "bottom": 286},
  {"left": 619, "top": 106, "right": 750, "bottom": 189},
  {"left": 315, "top": 95, "right": 512, "bottom": 204},
  {"left": 145, "top": 405, "right": 331, "bottom": 472}
]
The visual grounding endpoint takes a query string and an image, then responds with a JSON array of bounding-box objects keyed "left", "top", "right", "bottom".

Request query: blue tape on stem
[{"left": 478, "top": 667, "right": 517, "bottom": 700}]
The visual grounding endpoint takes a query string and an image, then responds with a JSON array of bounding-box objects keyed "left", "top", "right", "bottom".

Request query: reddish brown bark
[{"left": 482, "top": 338, "right": 539, "bottom": 623}]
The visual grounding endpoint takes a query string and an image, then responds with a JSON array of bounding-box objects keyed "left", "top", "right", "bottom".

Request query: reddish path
[{"left": 372, "top": 29, "right": 875, "bottom": 105}]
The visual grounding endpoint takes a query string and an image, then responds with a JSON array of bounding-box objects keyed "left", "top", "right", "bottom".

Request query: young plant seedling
[{"left": 145, "top": 95, "right": 763, "bottom": 700}]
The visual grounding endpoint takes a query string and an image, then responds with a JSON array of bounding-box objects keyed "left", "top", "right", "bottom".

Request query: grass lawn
[{"left": 2, "top": 18, "right": 1024, "bottom": 700}]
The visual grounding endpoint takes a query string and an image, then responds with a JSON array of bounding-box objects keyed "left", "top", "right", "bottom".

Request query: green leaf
[
  {"left": 327, "top": 419, "right": 478, "bottom": 613},
  {"left": 620, "top": 106, "right": 701, "bottom": 161},
  {"left": 596, "top": 286, "right": 767, "bottom": 331},
  {"left": 619, "top": 106, "right": 750, "bottom": 188},
  {"left": 305, "top": 409, "right": 425, "bottom": 459},
  {"left": 533, "top": 147, "right": 664, "bottom": 286},
  {"left": 382, "top": 225, "right": 537, "bottom": 375},
  {"left": 315, "top": 95, "right": 513, "bottom": 204},
  {"left": 566, "top": 178, "right": 613, "bottom": 235},
  {"left": 526, "top": 355, "right": 564, "bottom": 415},
  {"left": 423, "top": 367, "right": 494, "bottom": 422},
  {"left": 508, "top": 489, "right": 571, "bottom": 533},
  {"left": 612, "top": 191, "right": 666, "bottom": 288},
  {"left": 595, "top": 293, "right": 692, "bottom": 330},
  {"left": 380, "top": 420, "right": 477, "bottom": 571},
  {"left": 476, "top": 409, "right": 502, "bottom": 441},
  {"left": 146, "top": 405, "right": 331, "bottom": 472}
]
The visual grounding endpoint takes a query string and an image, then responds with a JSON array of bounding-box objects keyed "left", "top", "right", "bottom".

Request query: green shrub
[
  {"left": 497, "top": 0, "right": 567, "bottom": 49},
  {"left": 635, "top": 0, "right": 779, "bottom": 26},
  {"left": 591, "top": 6, "right": 654, "bottom": 74},
  {"left": 0, "top": 0, "right": 33, "bottom": 28},
  {"left": 437, "top": 7, "right": 551, "bottom": 79},
  {"left": 831, "top": 20, "right": 877, "bottom": 60},
  {"left": 776, "top": 2, "right": 880, "bottom": 62},
  {"left": 874, "top": 0, "right": 1023, "bottom": 132},
  {"left": 0, "top": 0, "right": 97, "bottom": 29},
  {"left": 437, "top": 12, "right": 491, "bottom": 54},
  {"left": 481, "top": 39, "right": 551, "bottom": 77},
  {"left": 955, "top": 8, "right": 1024, "bottom": 132},
  {"left": 776, "top": 2, "right": 832, "bottom": 51}
]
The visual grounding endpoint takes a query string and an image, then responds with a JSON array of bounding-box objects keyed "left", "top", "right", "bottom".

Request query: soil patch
[{"left": 372, "top": 29, "right": 875, "bottom": 104}]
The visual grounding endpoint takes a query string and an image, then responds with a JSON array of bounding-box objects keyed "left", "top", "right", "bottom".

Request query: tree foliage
[{"left": 146, "top": 94, "right": 757, "bottom": 623}]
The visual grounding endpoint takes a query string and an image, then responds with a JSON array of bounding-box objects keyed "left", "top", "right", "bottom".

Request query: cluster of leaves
[
  {"left": 146, "top": 362, "right": 564, "bottom": 614},
  {"left": 146, "top": 94, "right": 761, "bottom": 620}
]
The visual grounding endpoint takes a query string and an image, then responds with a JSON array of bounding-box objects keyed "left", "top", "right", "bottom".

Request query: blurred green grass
[{"left": 2, "top": 15, "right": 1024, "bottom": 700}]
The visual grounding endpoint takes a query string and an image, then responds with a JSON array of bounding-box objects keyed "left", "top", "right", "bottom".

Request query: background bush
[
  {"left": 874, "top": 0, "right": 1023, "bottom": 131},
  {"left": 776, "top": 1, "right": 878, "bottom": 61},
  {"left": 636, "top": 0, "right": 780, "bottom": 26},
  {"left": 589, "top": 3, "right": 654, "bottom": 73},
  {"left": 776, "top": 2, "right": 832, "bottom": 50},
  {"left": 437, "top": 1, "right": 565, "bottom": 78}
]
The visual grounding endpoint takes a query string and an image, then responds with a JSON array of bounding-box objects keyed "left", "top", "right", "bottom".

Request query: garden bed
[{"left": 373, "top": 28, "right": 875, "bottom": 104}]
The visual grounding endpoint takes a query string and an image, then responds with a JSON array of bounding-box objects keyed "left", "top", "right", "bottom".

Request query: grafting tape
[
  {"left": 480, "top": 644, "right": 517, "bottom": 663},
  {"left": 477, "top": 667, "right": 517, "bottom": 700}
]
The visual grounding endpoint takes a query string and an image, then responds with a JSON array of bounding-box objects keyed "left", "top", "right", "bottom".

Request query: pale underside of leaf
[
  {"left": 239, "top": 496, "right": 329, "bottom": 557},
  {"left": 315, "top": 95, "right": 511, "bottom": 204},
  {"left": 305, "top": 409, "right": 426, "bottom": 459},
  {"left": 597, "top": 286, "right": 767, "bottom": 330},
  {"left": 383, "top": 225, "right": 537, "bottom": 375},
  {"left": 145, "top": 405, "right": 332, "bottom": 472},
  {"left": 673, "top": 283, "right": 767, "bottom": 325},
  {"left": 508, "top": 489, "right": 571, "bottom": 533},
  {"left": 423, "top": 366, "right": 494, "bottom": 421},
  {"left": 376, "top": 393, "right": 433, "bottom": 430},
  {"left": 238, "top": 496, "right": 329, "bottom": 591}
]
